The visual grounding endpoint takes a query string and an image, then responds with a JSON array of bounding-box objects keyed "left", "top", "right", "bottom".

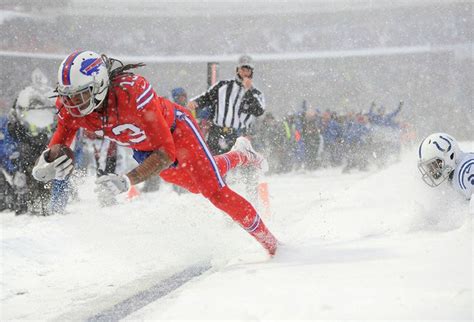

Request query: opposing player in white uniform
[{"left": 418, "top": 133, "right": 474, "bottom": 203}]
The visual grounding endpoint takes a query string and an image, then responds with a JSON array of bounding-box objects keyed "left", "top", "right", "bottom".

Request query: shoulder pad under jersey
[{"left": 112, "top": 74, "right": 155, "bottom": 111}]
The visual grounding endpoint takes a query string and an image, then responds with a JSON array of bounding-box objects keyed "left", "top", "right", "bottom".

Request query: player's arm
[
  {"left": 126, "top": 149, "right": 171, "bottom": 185},
  {"left": 386, "top": 101, "right": 403, "bottom": 120},
  {"left": 95, "top": 132, "right": 173, "bottom": 194},
  {"left": 49, "top": 119, "right": 78, "bottom": 148},
  {"left": 95, "top": 86, "right": 177, "bottom": 194},
  {"left": 126, "top": 84, "right": 178, "bottom": 185}
]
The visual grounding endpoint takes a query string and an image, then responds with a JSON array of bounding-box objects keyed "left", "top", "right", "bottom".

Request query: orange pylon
[{"left": 258, "top": 182, "right": 271, "bottom": 218}]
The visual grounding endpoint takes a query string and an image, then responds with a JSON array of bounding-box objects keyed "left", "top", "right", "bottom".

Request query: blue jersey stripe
[
  {"left": 223, "top": 155, "right": 231, "bottom": 173},
  {"left": 245, "top": 213, "right": 261, "bottom": 233}
]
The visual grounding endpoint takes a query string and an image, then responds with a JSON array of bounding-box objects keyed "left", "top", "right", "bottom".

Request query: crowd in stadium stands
[{"left": 251, "top": 100, "right": 415, "bottom": 174}]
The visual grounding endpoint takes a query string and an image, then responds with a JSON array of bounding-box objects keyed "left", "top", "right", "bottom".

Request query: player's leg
[
  {"left": 208, "top": 185, "right": 277, "bottom": 255},
  {"left": 159, "top": 166, "right": 200, "bottom": 194},
  {"left": 172, "top": 112, "right": 278, "bottom": 254},
  {"left": 213, "top": 152, "right": 242, "bottom": 177},
  {"left": 213, "top": 136, "right": 268, "bottom": 176}
]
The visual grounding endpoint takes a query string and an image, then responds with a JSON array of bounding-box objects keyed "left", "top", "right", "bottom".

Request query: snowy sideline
[{"left": 1, "top": 144, "right": 472, "bottom": 320}]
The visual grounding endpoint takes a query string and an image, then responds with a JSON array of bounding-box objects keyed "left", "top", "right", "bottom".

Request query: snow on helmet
[
  {"left": 235, "top": 55, "right": 254, "bottom": 81},
  {"left": 417, "top": 132, "right": 462, "bottom": 187},
  {"left": 237, "top": 55, "right": 254, "bottom": 70},
  {"left": 57, "top": 50, "right": 109, "bottom": 117}
]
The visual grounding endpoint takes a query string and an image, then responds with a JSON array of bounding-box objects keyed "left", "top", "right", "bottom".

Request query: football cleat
[{"left": 231, "top": 137, "right": 269, "bottom": 172}]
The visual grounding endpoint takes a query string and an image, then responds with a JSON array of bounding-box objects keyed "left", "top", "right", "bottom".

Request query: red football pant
[{"left": 159, "top": 110, "right": 277, "bottom": 254}]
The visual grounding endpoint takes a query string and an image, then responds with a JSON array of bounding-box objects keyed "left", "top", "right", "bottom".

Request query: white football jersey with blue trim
[{"left": 452, "top": 152, "right": 474, "bottom": 200}]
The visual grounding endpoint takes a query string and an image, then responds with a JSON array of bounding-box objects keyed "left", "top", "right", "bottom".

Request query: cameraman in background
[{"left": 2, "top": 70, "right": 56, "bottom": 214}]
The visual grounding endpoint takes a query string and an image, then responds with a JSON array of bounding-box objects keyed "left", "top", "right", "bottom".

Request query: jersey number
[
  {"left": 95, "top": 123, "right": 146, "bottom": 146},
  {"left": 118, "top": 75, "right": 139, "bottom": 87}
]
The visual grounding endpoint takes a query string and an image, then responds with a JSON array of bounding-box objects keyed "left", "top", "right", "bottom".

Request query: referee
[{"left": 188, "top": 55, "right": 265, "bottom": 155}]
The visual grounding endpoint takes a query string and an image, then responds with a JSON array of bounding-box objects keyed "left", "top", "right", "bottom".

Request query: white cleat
[{"left": 231, "top": 137, "right": 269, "bottom": 172}]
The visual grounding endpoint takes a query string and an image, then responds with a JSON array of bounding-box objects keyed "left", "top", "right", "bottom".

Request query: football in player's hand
[{"left": 45, "top": 144, "right": 75, "bottom": 163}]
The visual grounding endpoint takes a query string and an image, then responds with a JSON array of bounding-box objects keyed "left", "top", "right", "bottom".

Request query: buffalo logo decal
[{"left": 80, "top": 58, "right": 103, "bottom": 76}]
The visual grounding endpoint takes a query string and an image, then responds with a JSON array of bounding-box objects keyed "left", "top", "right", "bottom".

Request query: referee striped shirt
[{"left": 192, "top": 78, "right": 265, "bottom": 130}]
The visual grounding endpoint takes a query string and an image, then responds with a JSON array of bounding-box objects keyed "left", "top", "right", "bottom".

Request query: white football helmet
[
  {"left": 57, "top": 51, "right": 109, "bottom": 117},
  {"left": 417, "top": 133, "right": 461, "bottom": 187}
]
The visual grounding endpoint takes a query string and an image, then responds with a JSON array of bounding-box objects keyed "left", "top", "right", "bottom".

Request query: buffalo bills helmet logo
[{"left": 80, "top": 58, "right": 103, "bottom": 76}]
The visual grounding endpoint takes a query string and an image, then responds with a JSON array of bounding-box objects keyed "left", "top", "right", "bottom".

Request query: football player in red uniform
[{"left": 32, "top": 51, "right": 278, "bottom": 255}]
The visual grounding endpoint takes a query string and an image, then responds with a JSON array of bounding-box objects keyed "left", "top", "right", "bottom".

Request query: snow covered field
[{"left": 1, "top": 143, "right": 473, "bottom": 321}]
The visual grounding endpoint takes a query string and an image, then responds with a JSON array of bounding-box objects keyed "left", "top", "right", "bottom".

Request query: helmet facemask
[
  {"left": 58, "top": 78, "right": 105, "bottom": 117},
  {"left": 417, "top": 132, "right": 461, "bottom": 188},
  {"left": 417, "top": 157, "right": 453, "bottom": 187}
]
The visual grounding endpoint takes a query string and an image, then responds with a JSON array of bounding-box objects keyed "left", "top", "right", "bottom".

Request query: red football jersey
[{"left": 50, "top": 74, "right": 181, "bottom": 161}]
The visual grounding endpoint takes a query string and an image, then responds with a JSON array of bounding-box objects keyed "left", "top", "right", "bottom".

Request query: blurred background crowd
[
  {"left": 252, "top": 100, "right": 412, "bottom": 174},
  {"left": 1, "top": 0, "right": 472, "bottom": 137}
]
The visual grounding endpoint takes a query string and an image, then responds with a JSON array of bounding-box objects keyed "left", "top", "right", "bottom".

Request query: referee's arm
[{"left": 240, "top": 88, "right": 265, "bottom": 116}]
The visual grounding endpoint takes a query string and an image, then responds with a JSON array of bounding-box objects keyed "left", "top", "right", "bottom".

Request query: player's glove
[
  {"left": 94, "top": 174, "right": 131, "bottom": 197},
  {"left": 32, "top": 149, "right": 74, "bottom": 182}
]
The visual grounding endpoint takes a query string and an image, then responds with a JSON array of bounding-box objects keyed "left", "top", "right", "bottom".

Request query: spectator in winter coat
[
  {"left": 367, "top": 101, "right": 403, "bottom": 128},
  {"left": 322, "top": 113, "right": 343, "bottom": 166},
  {"left": 0, "top": 115, "right": 18, "bottom": 211},
  {"left": 301, "top": 108, "right": 322, "bottom": 170},
  {"left": 342, "top": 113, "right": 370, "bottom": 173}
]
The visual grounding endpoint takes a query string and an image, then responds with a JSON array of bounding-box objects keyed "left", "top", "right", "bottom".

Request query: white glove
[
  {"left": 94, "top": 174, "right": 131, "bottom": 197},
  {"left": 32, "top": 149, "right": 74, "bottom": 182}
]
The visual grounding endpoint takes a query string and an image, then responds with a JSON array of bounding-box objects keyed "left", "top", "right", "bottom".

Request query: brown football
[{"left": 46, "top": 144, "right": 75, "bottom": 163}]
